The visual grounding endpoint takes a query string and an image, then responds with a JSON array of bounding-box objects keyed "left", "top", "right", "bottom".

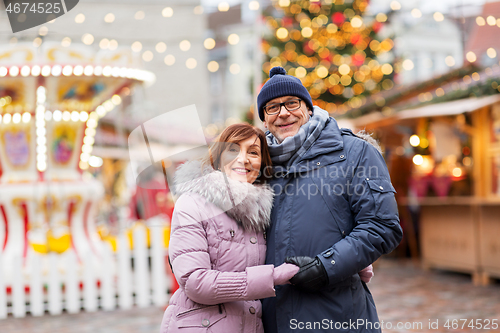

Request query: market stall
[{"left": 351, "top": 93, "right": 500, "bottom": 285}]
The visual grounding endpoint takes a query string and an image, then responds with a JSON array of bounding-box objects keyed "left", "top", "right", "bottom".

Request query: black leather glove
[{"left": 285, "top": 256, "right": 328, "bottom": 292}]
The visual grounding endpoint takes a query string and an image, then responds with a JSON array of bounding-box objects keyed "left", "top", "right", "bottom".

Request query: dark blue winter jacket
[{"left": 262, "top": 116, "right": 403, "bottom": 333}]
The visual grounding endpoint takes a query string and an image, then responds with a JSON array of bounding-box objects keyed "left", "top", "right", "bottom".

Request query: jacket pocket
[
  {"left": 176, "top": 304, "right": 227, "bottom": 329},
  {"left": 366, "top": 178, "right": 398, "bottom": 220}
]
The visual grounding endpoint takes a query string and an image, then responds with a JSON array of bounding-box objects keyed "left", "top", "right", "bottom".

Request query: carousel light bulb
[
  {"left": 452, "top": 167, "right": 462, "bottom": 177},
  {"left": 51, "top": 65, "right": 62, "bottom": 76},
  {"left": 79, "top": 111, "right": 89, "bottom": 122},
  {"left": 80, "top": 153, "right": 90, "bottom": 162},
  {"left": 13, "top": 113, "right": 21, "bottom": 123},
  {"left": 94, "top": 66, "right": 103, "bottom": 76},
  {"left": 79, "top": 161, "right": 89, "bottom": 170},
  {"left": 9, "top": 66, "right": 19, "bottom": 76},
  {"left": 40, "top": 65, "right": 50, "bottom": 77},
  {"left": 103, "top": 100, "right": 114, "bottom": 111},
  {"left": 37, "top": 162, "right": 47, "bottom": 172},
  {"left": 21, "top": 66, "right": 31, "bottom": 77},
  {"left": 87, "top": 118, "right": 98, "bottom": 128},
  {"left": 36, "top": 145, "right": 47, "bottom": 154},
  {"left": 22, "top": 112, "right": 31, "bottom": 123},
  {"left": 84, "top": 65, "right": 93, "bottom": 76},
  {"left": 0, "top": 115, "right": 2, "bottom": 123},
  {"left": 3, "top": 113, "right": 11, "bottom": 124},
  {"left": 0, "top": 67, "right": 8, "bottom": 76},
  {"left": 111, "top": 95, "right": 122, "bottom": 105},
  {"left": 52, "top": 112, "right": 61, "bottom": 123},
  {"left": 71, "top": 111, "right": 80, "bottom": 122},
  {"left": 30, "top": 65, "right": 41, "bottom": 76},
  {"left": 111, "top": 67, "right": 120, "bottom": 77},
  {"left": 37, "top": 137, "right": 46, "bottom": 145},
  {"left": 89, "top": 112, "right": 99, "bottom": 120},
  {"left": 37, "top": 86, "right": 45, "bottom": 96},
  {"left": 36, "top": 119, "right": 45, "bottom": 127},
  {"left": 62, "top": 111, "right": 71, "bottom": 121},
  {"left": 83, "top": 136, "right": 95, "bottom": 145},
  {"left": 62, "top": 65, "right": 73, "bottom": 76},
  {"left": 36, "top": 127, "right": 46, "bottom": 137},
  {"left": 44, "top": 110, "right": 52, "bottom": 121},
  {"left": 82, "top": 144, "right": 93, "bottom": 154},
  {"left": 102, "top": 66, "right": 112, "bottom": 77},
  {"left": 85, "top": 127, "right": 96, "bottom": 137},
  {"left": 73, "top": 65, "right": 84, "bottom": 76},
  {"left": 119, "top": 67, "right": 128, "bottom": 77},
  {"left": 88, "top": 156, "right": 103, "bottom": 168},
  {"left": 96, "top": 105, "right": 106, "bottom": 117}
]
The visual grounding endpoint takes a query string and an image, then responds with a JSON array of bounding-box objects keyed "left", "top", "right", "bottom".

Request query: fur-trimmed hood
[{"left": 172, "top": 160, "right": 274, "bottom": 232}]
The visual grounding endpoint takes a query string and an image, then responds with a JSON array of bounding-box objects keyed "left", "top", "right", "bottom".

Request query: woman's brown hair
[{"left": 202, "top": 123, "right": 273, "bottom": 183}]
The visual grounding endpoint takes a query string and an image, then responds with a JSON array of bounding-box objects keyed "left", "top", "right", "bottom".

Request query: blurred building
[
  {"left": 371, "top": 0, "right": 466, "bottom": 85},
  {"left": 205, "top": 1, "right": 265, "bottom": 125},
  {"left": 465, "top": 1, "right": 500, "bottom": 66}
]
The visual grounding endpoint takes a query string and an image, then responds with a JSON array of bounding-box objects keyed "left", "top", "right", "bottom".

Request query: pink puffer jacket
[{"left": 160, "top": 160, "right": 277, "bottom": 333}]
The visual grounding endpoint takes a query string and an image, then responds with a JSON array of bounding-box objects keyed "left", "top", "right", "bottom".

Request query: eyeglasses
[{"left": 264, "top": 99, "right": 302, "bottom": 115}]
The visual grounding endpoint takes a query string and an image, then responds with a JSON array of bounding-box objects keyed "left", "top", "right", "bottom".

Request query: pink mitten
[
  {"left": 359, "top": 264, "right": 374, "bottom": 283},
  {"left": 273, "top": 263, "right": 300, "bottom": 286}
]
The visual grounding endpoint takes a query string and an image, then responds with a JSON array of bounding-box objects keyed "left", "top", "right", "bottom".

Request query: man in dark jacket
[{"left": 258, "top": 66, "right": 403, "bottom": 333}]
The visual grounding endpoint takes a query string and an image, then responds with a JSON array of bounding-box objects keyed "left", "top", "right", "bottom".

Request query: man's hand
[{"left": 285, "top": 256, "right": 328, "bottom": 292}]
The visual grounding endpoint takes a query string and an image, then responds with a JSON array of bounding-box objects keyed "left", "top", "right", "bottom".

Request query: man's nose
[{"left": 278, "top": 104, "right": 291, "bottom": 117}]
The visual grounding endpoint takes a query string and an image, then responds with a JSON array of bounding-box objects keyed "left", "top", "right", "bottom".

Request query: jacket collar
[
  {"left": 300, "top": 116, "right": 344, "bottom": 160},
  {"left": 172, "top": 160, "right": 274, "bottom": 232}
]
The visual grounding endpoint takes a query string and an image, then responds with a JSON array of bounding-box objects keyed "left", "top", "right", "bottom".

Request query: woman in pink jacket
[{"left": 160, "top": 123, "right": 299, "bottom": 333}]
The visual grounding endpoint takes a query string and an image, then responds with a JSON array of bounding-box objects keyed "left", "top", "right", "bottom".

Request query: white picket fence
[{"left": 0, "top": 226, "right": 172, "bottom": 318}]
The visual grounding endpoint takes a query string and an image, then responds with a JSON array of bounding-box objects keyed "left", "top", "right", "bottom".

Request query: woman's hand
[
  {"left": 273, "top": 263, "right": 300, "bottom": 286},
  {"left": 359, "top": 264, "right": 374, "bottom": 283}
]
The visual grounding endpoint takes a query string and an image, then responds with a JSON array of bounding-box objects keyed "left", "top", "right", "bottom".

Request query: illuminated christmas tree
[{"left": 262, "top": 0, "right": 395, "bottom": 114}]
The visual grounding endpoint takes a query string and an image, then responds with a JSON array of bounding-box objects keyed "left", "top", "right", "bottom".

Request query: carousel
[{"left": 0, "top": 42, "right": 155, "bottom": 284}]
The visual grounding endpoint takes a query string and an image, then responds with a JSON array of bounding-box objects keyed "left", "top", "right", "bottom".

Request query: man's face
[{"left": 263, "top": 96, "right": 313, "bottom": 143}]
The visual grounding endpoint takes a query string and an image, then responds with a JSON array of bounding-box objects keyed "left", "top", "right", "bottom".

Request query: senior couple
[{"left": 160, "top": 67, "right": 403, "bottom": 333}]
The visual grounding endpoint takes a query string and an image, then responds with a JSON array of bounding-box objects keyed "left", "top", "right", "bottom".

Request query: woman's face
[{"left": 221, "top": 135, "right": 262, "bottom": 184}]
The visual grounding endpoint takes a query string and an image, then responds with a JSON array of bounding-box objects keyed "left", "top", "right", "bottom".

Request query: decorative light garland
[
  {"left": 36, "top": 86, "right": 47, "bottom": 172},
  {"left": 0, "top": 65, "right": 155, "bottom": 83}
]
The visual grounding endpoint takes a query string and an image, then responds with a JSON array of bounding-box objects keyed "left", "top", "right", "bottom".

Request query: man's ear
[{"left": 308, "top": 109, "right": 313, "bottom": 116}]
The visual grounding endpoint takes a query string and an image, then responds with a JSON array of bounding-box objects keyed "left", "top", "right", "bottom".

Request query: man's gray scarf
[{"left": 266, "top": 107, "right": 330, "bottom": 172}]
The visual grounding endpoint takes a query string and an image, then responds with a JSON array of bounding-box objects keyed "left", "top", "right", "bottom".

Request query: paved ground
[{"left": 1, "top": 259, "right": 499, "bottom": 333}]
